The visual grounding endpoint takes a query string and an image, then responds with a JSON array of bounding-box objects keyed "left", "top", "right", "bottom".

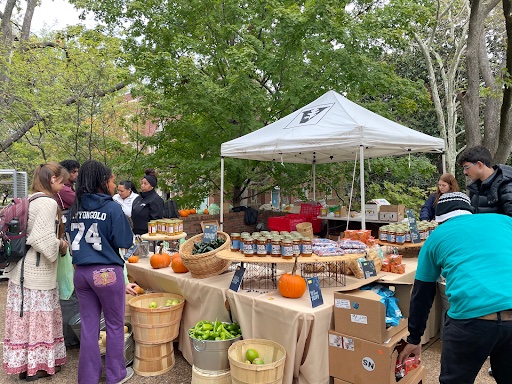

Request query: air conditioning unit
[{"left": 0, "top": 169, "right": 28, "bottom": 202}]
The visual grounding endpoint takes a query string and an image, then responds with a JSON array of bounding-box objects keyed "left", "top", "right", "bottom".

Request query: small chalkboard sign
[
  {"left": 202, "top": 224, "right": 218, "bottom": 243},
  {"left": 406, "top": 209, "right": 421, "bottom": 243},
  {"left": 307, "top": 276, "right": 324, "bottom": 308},
  {"left": 229, "top": 266, "right": 245, "bottom": 292},
  {"left": 360, "top": 260, "right": 377, "bottom": 278}
]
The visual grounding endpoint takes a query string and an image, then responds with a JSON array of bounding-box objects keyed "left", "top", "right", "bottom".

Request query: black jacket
[
  {"left": 467, "top": 164, "right": 512, "bottom": 216},
  {"left": 131, "top": 189, "right": 164, "bottom": 235}
]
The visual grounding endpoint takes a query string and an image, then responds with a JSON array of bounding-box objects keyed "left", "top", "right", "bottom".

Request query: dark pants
[
  {"left": 60, "top": 290, "right": 80, "bottom": 347},
  {"left": 441, "top": 315, "right": 512, "bottom": 384},
  {"left": 74, "top": 264, "right": 126, "bottom": 384}
]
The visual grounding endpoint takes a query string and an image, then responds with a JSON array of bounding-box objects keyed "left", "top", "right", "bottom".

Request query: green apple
[
  {"left": 149, "top": 301, "right": 158, "bottom": 308},
  {"left": 171, "top": 299, "right": 180, "bottom": 306},
  {"left": 165, "top": 300, "right": 173, "bottom": 306}
]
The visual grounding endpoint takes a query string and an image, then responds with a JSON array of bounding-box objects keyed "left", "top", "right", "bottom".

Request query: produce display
[
  {"left": 192, "top": 238, "right": 226, "bottom": 255},
  {"left": 245, "top": 348, "right": 264, "bottom": 364},
  {"left": 189, "top": 320, "right": 241, "bottom": 341},
  {"left": 148, "top": 297, "right": 181, "bottom": 308}
]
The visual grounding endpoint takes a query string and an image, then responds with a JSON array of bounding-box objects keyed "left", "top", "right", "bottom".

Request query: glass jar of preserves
[
  {"left": 292, "top": 239, "right": 301, "bottom": 257},
  {"left": 378, "top": 226, "right": 388, "bottom": 242},
  {"left": 230, "top": 233, "right": 241, "bottom": 252},
  {"left": 265, "top": 235, "right": 273, "bottom": 255},
  {"left": 405, "top": 230, "right": 411, "bottom": 243},
  {"left": 395, "top": 230, "right": 405, "bottom": 245},
  {"left": 242, "top": 237, "right": 255, "bottom": 257},
  {"left": 271, "top": 238, "right": 281, "bottom": 257},
  {"left": 301, "top": 238, "right": 313, "bottom": 256},
  {"left": 148, "top": 220, "right": 158, "bottom": 236},
  {"left": 256, "top": 237, "right": 267, "bottom": 256},
  {"left": 321, "top": 207, "right": 328, "bottom": 216},
  {"left": 281, "top": 239, "right": 294, "bottom": 259},
  {"left": 387, "top": 229, "right": 396, "bottom": 244}
]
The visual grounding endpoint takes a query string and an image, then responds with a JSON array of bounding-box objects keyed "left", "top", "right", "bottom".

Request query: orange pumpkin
[
  {"left": 179, "top": 209, "right": 189, "bottom": 217},
  {"left": 150, "top": 249, "right": 172, "bottom": 269},
  {"left": 171, "top": 254, "right": 189, "bottom": 273},
  {"left": 190, "top": 208, "right": 197, "bottom": 214},
  {"left": 203, "top": 209, "right": 209, "bottom": 215},
  {"left": 277, "top": 254, "right": 306, "bottom": 298},
  {"left": 127, "top": 255, "right": 139, "bottom": 263}
]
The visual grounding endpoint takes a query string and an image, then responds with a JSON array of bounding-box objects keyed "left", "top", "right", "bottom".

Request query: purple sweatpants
[{"left": 74, "top": 264, "right": 126, "bottom": 384}]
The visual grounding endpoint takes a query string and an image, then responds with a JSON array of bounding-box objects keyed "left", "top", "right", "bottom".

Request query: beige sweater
[{"left": 5, "top": 194, "right": 60, "bottom": 290}]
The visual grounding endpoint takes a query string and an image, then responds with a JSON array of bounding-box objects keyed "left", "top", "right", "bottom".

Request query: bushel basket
[{"left": 179, "top": 231, "right": 231, "bottom": 279}]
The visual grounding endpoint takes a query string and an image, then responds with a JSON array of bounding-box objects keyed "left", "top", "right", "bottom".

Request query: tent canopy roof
[{"left": 221, "top": 90, "right": 445, "bottom": 164}]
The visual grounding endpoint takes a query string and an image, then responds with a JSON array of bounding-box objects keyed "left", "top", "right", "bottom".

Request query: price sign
[
  {"left": 360, "top": 260, "right": 377, "bottom": 278},
  {"left": 229, "top": 266, "right": 245, "bottom": 292},
  {"left": 406, "top": 209, "right": 421, "bottom": 244},
  {"left": 202, "top": 224, "right": 218, "bottom": 243},
  {"left": 307, "top": 276, "right": 324, "bottom": 308}
]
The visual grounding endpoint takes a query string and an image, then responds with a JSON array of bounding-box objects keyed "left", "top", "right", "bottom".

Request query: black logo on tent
[{"left": 300, "top": 107, "right": 328, "bottom": 124}]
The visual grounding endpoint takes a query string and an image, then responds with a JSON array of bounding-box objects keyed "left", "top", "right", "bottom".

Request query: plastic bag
[{"left": 57, "top": 248, "right": 74, "bottom": 300}]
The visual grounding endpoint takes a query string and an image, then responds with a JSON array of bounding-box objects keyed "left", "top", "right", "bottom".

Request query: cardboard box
[
  {"left": 331, "top": 366, "right": 425, "bottom": 384},
  {"left": 333, "top": 379, "right": 351, "bottom": 384},
  {"left": 379, "top": 205, "right": 406, "bottom": 222},
  {"left": 329, "top": 328, "right": 424, "bottom": 384},
  {"left": 333, "top": 276, "right": 411, "bottom": 343},
  {"left": 364, "top": 204, "right": 379, "bottom": 220}
]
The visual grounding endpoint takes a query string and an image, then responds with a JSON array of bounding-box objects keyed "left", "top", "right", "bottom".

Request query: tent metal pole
[
  {"left": 442, "top": 152, "right": 447, "bottom": 173},
  {"left": 312, "top": 162, "right": 316, "bottom": 200},
  {"left": 220, "top": 157, "right": 225, "bottom": 232},
  {"left": 360, "top": 145, "right": 366, "bottom": 230}
]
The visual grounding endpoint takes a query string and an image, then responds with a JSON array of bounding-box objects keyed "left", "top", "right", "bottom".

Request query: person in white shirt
[{"left": 112, "top": 180, "right": 139, "bottom": 217}]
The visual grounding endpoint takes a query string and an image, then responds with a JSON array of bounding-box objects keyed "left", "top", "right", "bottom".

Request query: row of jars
[
  {"left": 148, "top": 219, "right": 184, "bottom": 236},
  {"left": 230, "top": 231, "right": 313, "bottom": 258},
  {"left": 378, "top": 221, "right": 438, "bottom": 244}
]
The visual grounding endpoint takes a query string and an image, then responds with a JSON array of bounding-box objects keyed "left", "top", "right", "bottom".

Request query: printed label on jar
[
  {"left": 271, "top": 244, "right": 281, "bottom": 255},
  {"left": 301, "top": 243, "right": 313, "bottom": 254},
  {"left": 243, "top": 243, "right": 254, "bottom": 254},
  {"left": 282, "top": 245, "right": 293, "bottom": 257},
  {"left": 256, "top": 244, "right": 267, "bottom": 255}
]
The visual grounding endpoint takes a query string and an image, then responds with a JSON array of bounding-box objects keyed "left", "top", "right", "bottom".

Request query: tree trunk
[{"left": 21, "top": 0, "right": 38, "bottom": 42}]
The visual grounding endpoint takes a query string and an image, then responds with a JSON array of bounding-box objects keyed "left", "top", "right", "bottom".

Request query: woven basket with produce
[{"left": 179, "top": 231, "right": 231, "bottom": 279}]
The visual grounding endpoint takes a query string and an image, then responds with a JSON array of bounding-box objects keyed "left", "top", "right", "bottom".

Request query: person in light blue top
[{"left": 399, "top": 192, "right": 512, "bottom": 384}]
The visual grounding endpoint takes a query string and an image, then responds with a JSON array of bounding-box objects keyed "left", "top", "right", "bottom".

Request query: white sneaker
[{"left": 117, "top": 367, "right": 134, "bottom": 384}]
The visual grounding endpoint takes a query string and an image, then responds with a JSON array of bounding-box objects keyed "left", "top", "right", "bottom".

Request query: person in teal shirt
[{"left": 399, "top": 192, "right": 512, "bottom": 384}]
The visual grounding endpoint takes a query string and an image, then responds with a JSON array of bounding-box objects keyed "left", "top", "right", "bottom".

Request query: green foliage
[
  {"left": 0, "top": 25, "right": 133, "bottom": 175},
  {"left": 68, "top": 0, "right": 434, "bottom": 207}
]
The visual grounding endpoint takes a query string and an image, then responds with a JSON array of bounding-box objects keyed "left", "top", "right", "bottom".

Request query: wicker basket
[
  {"left": 296, "top": 222, "right": 313, "bottom": 239},
  {"left": 179, "top": 232, "right": 231, "bottom": 279}
]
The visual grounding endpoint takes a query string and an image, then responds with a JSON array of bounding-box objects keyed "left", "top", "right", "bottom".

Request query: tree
[
  {"left": 71, "top": 0, "right": 432, "bottom": 207},
  {"left": 0, "top": 2, "right": 132, "bottom": 171},
  {"left": 462, "top": 0, "right": 512, "bottom": 163}
]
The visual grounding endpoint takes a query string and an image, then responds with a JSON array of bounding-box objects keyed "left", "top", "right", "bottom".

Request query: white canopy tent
[{"left": 220, "top": 90, "right": 446, "bottom": 229}]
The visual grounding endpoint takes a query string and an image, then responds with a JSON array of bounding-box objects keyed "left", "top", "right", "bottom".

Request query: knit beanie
[
  {"left": 435, "top": 192, "right": 474, "bottom": 223},
  {"left": 144, "top": 174, "right": 157, "bottom": 188}
]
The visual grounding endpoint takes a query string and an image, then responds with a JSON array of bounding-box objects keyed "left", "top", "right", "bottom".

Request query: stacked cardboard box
[{"left": 329, "top": 276, "right": 424, "bottom": 384}]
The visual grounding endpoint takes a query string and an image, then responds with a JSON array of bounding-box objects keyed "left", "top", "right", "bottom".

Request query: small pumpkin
[
  {"left": 127, "top": 255, "right": 139, "bottom": 263},
  {"left": 179, "top": 209, "right": 189, "bottom": 217},
  {"left": 150, "top": 248, "right": 172, "bottom": 269},
  {"left": 171, "top": 254, "right": 189, "bottom": 273},
  {"left": 190, "top": 208, "right": 197, "bottom": 214},
  {"left": 203, "top": 209, "right": 209, "bottom": 215},
  {"left": 278, "top": 254, "right": 306, "bottom": 298}
]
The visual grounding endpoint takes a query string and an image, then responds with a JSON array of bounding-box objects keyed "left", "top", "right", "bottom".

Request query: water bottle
[{"left": 7, "top": 218, "right": 20, "bottom": 235}]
